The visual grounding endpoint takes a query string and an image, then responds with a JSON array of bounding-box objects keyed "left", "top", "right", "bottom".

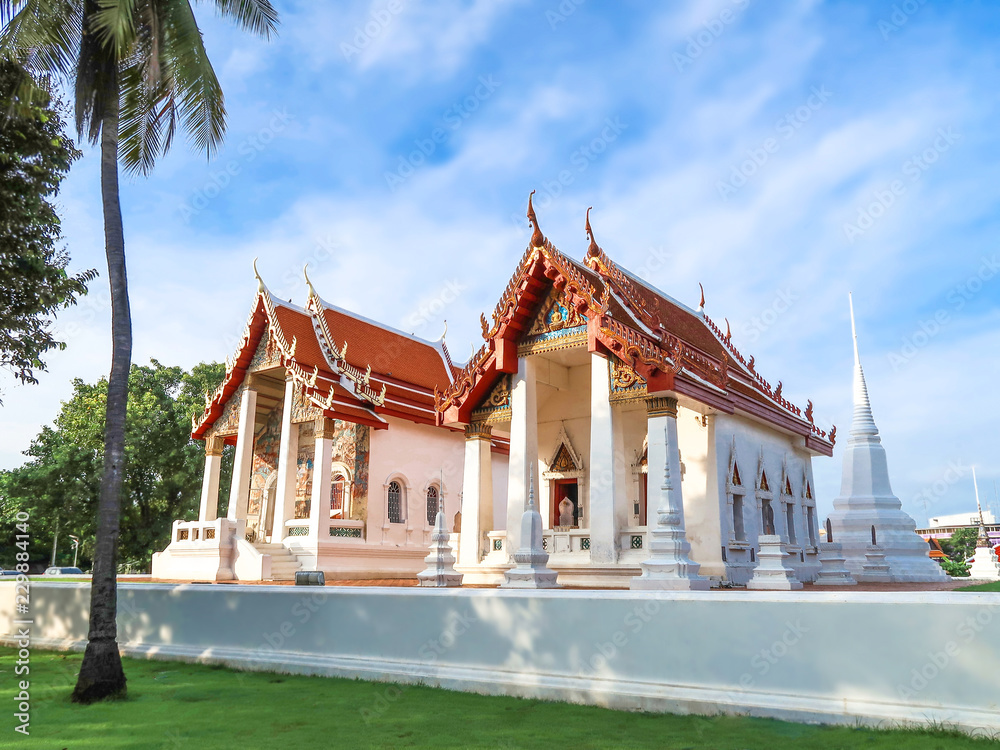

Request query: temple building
[
  {"left": 153, "top": 197, "right": 838, "bottom": 587},
  {"left": 152, "top": 265, "right": 499, "bottom": 581},
  {"left": 437, "top": 199, "right": 835, "bottom": 587}
]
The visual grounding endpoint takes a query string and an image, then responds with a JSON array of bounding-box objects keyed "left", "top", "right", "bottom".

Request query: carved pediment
[
  {"left": 470, "top": 374, "right": 512, "bottom": 424},
  {"left": 544, "top": 424, "right": 584, "bottom": 476},
  {"left": 519, "top": 287, "right": 587, "bottom": 355}
]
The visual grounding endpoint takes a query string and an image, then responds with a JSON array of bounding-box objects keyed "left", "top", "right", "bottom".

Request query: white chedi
[
  {"left": 417, "top": 510, "right": 463, "bottom": 587},
  {"left": 967, "top": 468, "right": 1000, "bottom": 580},
  {"left": 501, "top": 469, "right": 560, "bottom": 589},
  {"left": 828, "top": 296, "right": 946, "bottom": 583}
]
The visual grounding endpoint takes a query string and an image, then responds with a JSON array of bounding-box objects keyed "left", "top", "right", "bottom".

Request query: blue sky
[{"left": 4, "top": 0, "right": 1000, "bottom": 525}]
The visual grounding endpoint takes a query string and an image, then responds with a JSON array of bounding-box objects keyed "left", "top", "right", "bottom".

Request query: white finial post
[
  {"left": 968, "top": 465, "right": 1000, "bottom": 579},
  {"left": 973, "top": 466, "right": 983, "bottom": 519},
  {"left": 849, "top": 292, "right": 860, "bottom": 366}
]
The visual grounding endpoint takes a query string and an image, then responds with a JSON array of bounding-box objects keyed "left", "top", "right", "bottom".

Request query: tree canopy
[
  {"left": 0, "top": 360, "right": 230, "bottom": 572},
  {"left": 0, "top": 58, "right": 95, "bottom": 394}
]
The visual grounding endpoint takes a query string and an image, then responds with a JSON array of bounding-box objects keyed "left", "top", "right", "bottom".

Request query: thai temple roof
[
  {"left": 191, "top": 261, "right": 455, "bottom": 440},
  {"left": 193, "top": 196, "right": 835, "bottom": 456},
  {"left": 435, "top": 194, "right": 835, "bottom": 456}
]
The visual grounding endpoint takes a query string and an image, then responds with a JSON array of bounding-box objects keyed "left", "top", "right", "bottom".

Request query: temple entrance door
[
  {"left": 551, "top": 479, "right": 579, "bottom": 528},
  {"left": 264, "top": 484, "right": 277, "bottom": 540},
  {"left": 258, "top": 472, "right": 277, "bottom": 542}
]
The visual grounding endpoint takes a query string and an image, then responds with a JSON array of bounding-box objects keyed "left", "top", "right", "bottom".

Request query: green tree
[
  {"left": 0, "top": 360, "right": 228, "bottom": 571},
  {"left": 1, "top": 0, "right": 277, "bottom": 701},
  {"left": 0, "top": 58, "right": 95, "bottom": 395},
  {"left": 940, "top": 527, "right": 978, "bottom": 565}
]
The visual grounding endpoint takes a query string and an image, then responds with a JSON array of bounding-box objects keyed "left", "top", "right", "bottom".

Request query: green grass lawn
[
  {"left": 957, "top": 581, "right": 1000, "bottom": 592},
  {"left": 1, "top": 649, "right": 996, "bottom": 749}
]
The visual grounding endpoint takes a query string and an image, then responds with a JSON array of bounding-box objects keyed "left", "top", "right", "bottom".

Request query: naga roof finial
[
  {"left": 698, "top": 282, "right": 705, "bottom": 313},
  {"left": 439, "top": 319, "right": 448, "bottom": 342},
  {"left": 585, "top": 206, "right": 600, "bottom": 258},
  {"left": 303, "top": 263, "right": 317, "bottom": 301},
  {"left": 253, "top": 257, "right": 265, "bottom": 293},
  {"left": 527, "top": 190, "right": 545, "bottom": 248},
  {"left": 724, "top": 317, "right": 732, "bottom": 341}
]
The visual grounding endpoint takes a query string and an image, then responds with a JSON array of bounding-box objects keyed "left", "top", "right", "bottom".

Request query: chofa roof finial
[
  {"left": 527, "top": 190, "right": 545, "bottom": 248},
  {"left": 303, "top": 263, "right": 317, "bottom": 300},
  {"left": 697, "top": 282, "right": 705, "bottom": 314},
  {"left": 253, "top": 257, "right": 265, "bottom": 293},
  {"left": 585, "top": 206, "right": 600, "bottom": 257}
]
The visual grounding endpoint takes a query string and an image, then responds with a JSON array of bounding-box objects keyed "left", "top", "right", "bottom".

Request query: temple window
[
  {"left": 331, "top": 473, "right": 347, "bottom": 518},
  {"left": 426, "top": 484, "right": 439, "bottom": 526},
  {"left": 387, "top": 480, "right": 403, "bottom": 523},
  {"left": 785, "top": 503, "right": 796, "bottom": 545},
  {"left": 732, "top": 495, "right": 746, "bottom": 541},
  {"left": 806, "top": 506, "right": 816, "bottom": 546}
]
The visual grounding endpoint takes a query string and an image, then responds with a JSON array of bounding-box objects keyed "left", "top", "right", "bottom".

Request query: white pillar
[
  {"left": 631, "top": 396, "right": 709, "bottom": 590},
  {"left": 310, "top": 418, "right": 334, "bottom": 541},
  {"left": 226, "top": 387, "right": 257, "bottom": 522},
  {"left": 506, "top": 356, "right": 538, "bottom": 560},
  {"left": 589, "top": 353, "right": 619, "bottom": 564},
  {"left": 459, "top": 423, "right": 494, "bottom": 568},
  {"left": 273, "top": 377, "right": 299, "bottom": 539},
  {"left": 198, "top": 437, "right": 224, "bottom": 522}
]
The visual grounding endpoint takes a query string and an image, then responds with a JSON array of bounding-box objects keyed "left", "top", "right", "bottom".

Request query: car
[
  {"left": 43, "top": 567, "right": 84, "bottom": 576},
  {"left": 0, "top": 570, "right": 21, "bottom": 577}
]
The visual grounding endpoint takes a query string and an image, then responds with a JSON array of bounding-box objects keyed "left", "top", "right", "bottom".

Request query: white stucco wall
[
  {"left": 368, "top": 416, "right": 466, "bottom": 546},
  {"left": 712, "top": 412, "right": 822, "bottom": 583},
  {"left": 4, "top": 582, "right": 997, "bottom": 736}
]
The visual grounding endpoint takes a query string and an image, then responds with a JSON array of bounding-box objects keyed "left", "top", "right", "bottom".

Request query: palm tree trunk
[{"left": 72, "top": 73, "right": 129, "bottom": 704}]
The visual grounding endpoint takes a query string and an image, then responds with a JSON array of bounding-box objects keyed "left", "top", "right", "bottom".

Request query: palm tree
[{"left": 1, "top": 0, "right": 278, "bottom": 702}]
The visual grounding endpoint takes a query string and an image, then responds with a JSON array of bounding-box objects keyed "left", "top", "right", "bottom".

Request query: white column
[
  {"left": 589, "top": 353, "right": 619, "bottom": 564},
  {"left": 631, "top": 396, "right": 709, "bottom": 590},
  {"left": 273, "top": 377, "right": 299, "bottom": 539},
  {"left": 505, "top": 356, "right": 538, "bottom": 560},
  {"left": 198, "top": 437, "right": 224, "bottom": 522},
  {"left": 309, "top": 418, "right": 334, "bottom": 541},
  {"left": 226, "top": 387, "right": 258, "bottom": 522},
  {"left": 459, "top": 423, "right": 494, "bottom": 568}
]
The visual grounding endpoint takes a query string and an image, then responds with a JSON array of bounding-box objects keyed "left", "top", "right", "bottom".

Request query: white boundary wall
[{"left": 2, "top": 583, "right": 998, "bottom": 735}]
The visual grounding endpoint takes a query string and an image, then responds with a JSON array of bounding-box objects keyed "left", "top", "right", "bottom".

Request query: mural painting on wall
[
  {"left": 295, "top": 421, "right": 315, "bottom": 519},
  {"left": 290, "top": 381, "right": 323, "bottom": 423},
  {"left": 352, "top": 424, "right": 370, "bottom": 522},
  {"left": 247, "top": 403, "right": 283, "bottom": 537}
]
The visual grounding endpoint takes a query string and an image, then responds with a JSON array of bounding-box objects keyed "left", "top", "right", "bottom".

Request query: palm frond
[
  {"left": 91, "top": 0, "right": 138, "bottom": 57},
  {"left": 207, "top": 0, "right": 276, "bottom": 39},
  {"left": 1, "top": 0, "right": 82, "bottom": 79}
]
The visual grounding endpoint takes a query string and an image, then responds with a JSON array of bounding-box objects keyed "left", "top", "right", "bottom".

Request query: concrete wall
[{"left": 3, "top": 583, "right": 997, "bottom": 736}]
